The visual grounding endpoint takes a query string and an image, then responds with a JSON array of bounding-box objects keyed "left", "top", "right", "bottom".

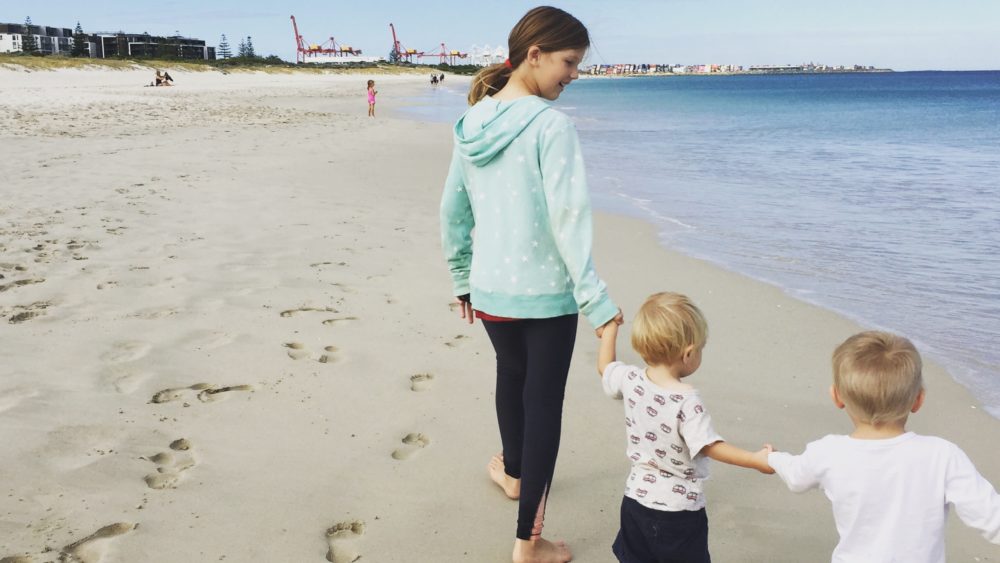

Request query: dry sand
[{"left": 1, "top": 66, "right": 997, "bottom": 562}]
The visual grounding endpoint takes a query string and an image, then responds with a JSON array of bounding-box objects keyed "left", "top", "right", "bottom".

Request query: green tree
[
  {"left": 21, "top": 16, "right": 38, "bottom": 54},
  {"left": 217, "top": 34, "right": 232, "bottom": 59},
  {"left": 71, "top": 21, "right": 88, "bottom": 57},
  {"left": 245, "top": 36, "right": 256, "bottom": 59},
  {"left": 237, "top": 37, "right": 247, "bottom": 58}
]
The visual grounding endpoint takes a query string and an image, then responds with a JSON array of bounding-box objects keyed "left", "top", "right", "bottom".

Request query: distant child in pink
[{"left": 367, "top": 80, "right": 377, "bottom": 117}]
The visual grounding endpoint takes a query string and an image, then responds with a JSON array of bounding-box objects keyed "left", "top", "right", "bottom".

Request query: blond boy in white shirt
[{"left": 769, "top": 331, "right": 1000, "bottom": 562}]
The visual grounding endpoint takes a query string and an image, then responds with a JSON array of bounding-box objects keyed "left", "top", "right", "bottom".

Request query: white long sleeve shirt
[{"left": 769, "top": 432, "right": 1000, "bottom": 563}]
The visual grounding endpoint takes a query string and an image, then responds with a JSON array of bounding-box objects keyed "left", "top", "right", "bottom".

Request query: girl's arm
[
  {"left": 539, "top": 114, "right": 617, "bottom": 329},
  {"left": 440, "top": 146, "right": 474, "bottom": 297},
  {"left": 703, "top": 441, "right": 774, "bottom": 474}
]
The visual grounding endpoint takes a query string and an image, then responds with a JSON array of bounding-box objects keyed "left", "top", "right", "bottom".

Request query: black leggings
[{"left": 482, "top": 314, "right": 578, "bottom": 541}]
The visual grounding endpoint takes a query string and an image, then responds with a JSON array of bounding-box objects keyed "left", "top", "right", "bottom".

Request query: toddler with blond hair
[{"left": 598, "top": 292, "right": 773, "bottom": 562}]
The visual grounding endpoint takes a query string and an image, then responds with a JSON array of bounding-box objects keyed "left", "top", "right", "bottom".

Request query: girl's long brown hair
[{"left": 467, "top": 6, "right": 589, "bottom": 105}]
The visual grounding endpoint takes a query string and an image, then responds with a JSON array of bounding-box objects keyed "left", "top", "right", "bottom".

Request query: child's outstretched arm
[
  {"left": 597, "top": 320, "right": 618, "bottom": 376},
  {"left": 703, "top": 441, "right": 775, "bottom": 474}
]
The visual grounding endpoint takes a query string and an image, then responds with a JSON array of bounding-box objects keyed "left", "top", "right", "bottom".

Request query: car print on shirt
[
  {"left": 643, "top": 474, "right": 657, "bottom": 484},
  {"left": 655, "top": 448, "right": 667, "bottom": 458},
  {"left": 669, "top": 394, "right": 684, "bottom": 403},
  {"left": 670, "top": 458, "right": 684, "bottom": 466},
  {"left": 694, "top": 404, "right": 704, "bottom": 414},
  {"left": 672, "top": 484, "right": 687, "bottom": 495},
  {"left": 634, "top": 385, "right": 645, "bottom": 397},
  {"left": 646, "top": 406, "right": 658, "bottom": 417},
  {"left": 625, "top": 417, "right": 633, "bottom": 428},
  {"left": 630, "top": 434, "right": 640, "bottom": 444},
  {"left": 627, "top": 370, "right": 637, "bottom": 380},
  {"left": 645, "top": 432, "right": 657, "bottom": 442},
  {"left": 671, "top": 444, "right": 684, "bottom": 453},
  {"left": 660, "top": 423, "right": 672, "bottom": 434},
  {"left": 677, "top": 411, "right": 686, "bottom": 422},
  {"left": 658, "top": 469, "right": 675, "bottom": 478},
  {"left": 630, "top": 452, "right": 642, "bottom": 461},
  {"left": 686, "top": 492, "right": 699, "bottom": 501},
  {"left": 683, "top": 468, "right": 696, "bottom": 477},
  {"left": 636, "top": 488, "right": 648, "bottom": 498},
  {"left": 628, "top": 398, "right": 636, "bottom": 408},
  {"left": 653, "top": 394, "right": 666, "bottom": 406}
]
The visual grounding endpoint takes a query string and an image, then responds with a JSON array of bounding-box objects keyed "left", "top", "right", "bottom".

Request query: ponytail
[
  {"left": 466, "top": 7, "right": 589, "bottom": 106},
  {"left": 468, "top": 63, "right": 512, "bottom": 105}
]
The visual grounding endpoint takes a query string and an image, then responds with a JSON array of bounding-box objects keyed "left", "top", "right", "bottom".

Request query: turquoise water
[{"left": 411, "top": 72, "right": 1000, "bottom": 417}]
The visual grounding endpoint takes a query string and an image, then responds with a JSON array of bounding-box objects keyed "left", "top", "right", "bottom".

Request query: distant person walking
[
  {"left": 367, "top": 79, "right": 377, "bottom": 117},
  {"left": 440, "top": 6, "right": 620, "bottom": 563}
]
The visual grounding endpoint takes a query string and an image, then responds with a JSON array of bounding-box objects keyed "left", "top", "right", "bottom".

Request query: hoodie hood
[{"left": 453, "top": 96, "right": 551, "bottom": 167}]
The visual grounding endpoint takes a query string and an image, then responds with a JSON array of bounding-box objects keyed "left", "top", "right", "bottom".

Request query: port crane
[
  {"left": 291, "top": 15, "right": 362, "bottom": 64},
  {"left": 389, "top": 23, "right": 423, "bottom": 62},
  {"left": 427, "top": 43, "right": 468, "bottom": 65}
]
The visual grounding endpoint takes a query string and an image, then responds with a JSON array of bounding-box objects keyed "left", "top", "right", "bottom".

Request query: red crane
[
  {"left": 427, "top": 43, "right": 468, "bottom": 65},
  {"left": 389, "top": 23, "right": 424, "bottom": 62},
  {"left": 291, "top": 15, "right": 362, "bottom": 64}
]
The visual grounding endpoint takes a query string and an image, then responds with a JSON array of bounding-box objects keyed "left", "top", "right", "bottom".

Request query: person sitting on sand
[
  {"left": 769, "top": 331, "right": 1000, "bottom": 562},
  {"left": 154, "top": 70, "right": 173, "bottom": 87},
  {"left": 598, "top": 292, "right": 774, "bottom": 562}
]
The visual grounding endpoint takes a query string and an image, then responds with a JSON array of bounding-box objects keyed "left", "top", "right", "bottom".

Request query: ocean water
[{"left": 409, "top": 72, "right": 1000, "bottom": 417}]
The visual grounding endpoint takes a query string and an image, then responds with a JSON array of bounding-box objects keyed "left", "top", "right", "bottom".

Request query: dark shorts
[{"left": 612, "top": 496, "right": 710, "bottom": 563}]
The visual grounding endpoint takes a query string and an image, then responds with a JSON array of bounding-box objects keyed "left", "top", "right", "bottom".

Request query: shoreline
[
  {"left": 1, "top": 67, "right": 997, "bottom": 562},
  {"left": 395, "top": 74, "right": 1000, "bottom": 420}
]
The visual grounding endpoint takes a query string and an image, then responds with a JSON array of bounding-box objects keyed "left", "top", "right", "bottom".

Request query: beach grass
[{"left": 0, "top": 54, "right": 454, "bottom": 75}]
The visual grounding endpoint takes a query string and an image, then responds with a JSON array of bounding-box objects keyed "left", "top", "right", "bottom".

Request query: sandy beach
[{"left": 1, "top": 64, "right": 998, "bottom": 562}]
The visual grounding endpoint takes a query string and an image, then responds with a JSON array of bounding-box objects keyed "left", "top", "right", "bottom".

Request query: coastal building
[
  {"left": 0, "top": 22, "right": 214, "bottom": 60},
  {"left": 0, "top": 23, "right": 74, "bottom": 55},
  {"left": 89, "top": 32, "right": 215, "bottom": 60}
]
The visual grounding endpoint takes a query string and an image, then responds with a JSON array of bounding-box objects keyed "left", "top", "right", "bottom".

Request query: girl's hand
[
  {"left": 456, "top": 295, "right": 474, "bottom": 324},
  {"left": 595, "top": 309, "right": 624, "bottom": 338}
]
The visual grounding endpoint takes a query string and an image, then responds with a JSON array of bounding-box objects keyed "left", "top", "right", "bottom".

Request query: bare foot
[
  {"left": 512, "top": 537, "right": 573, "bottom": 563},
  {"left": 488, "top": 453, "right": 520, "bottom": 499}
]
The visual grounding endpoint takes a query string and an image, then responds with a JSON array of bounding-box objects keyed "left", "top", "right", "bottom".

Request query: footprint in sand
[
  {"left": 196, "top": 385, "right": 254, "bottom": 403},
  {"left": 100, "top": 341, "right": 151, "bottom": 363},
  {"left": 143, "top": 438, "right": 195, "bottom": 489},
  {"left": 284, "top": 342, "right": 339, "bottom": 363},
  {"left": 129, "top": 306, "right": 179, "bottom": 320},
  {"left": 391, "top": 433, "right": 431, "bottom": 460},
  {"left": 0, "top": 278, "right": 45, "bottom": 293},
  {"left": 325, "top": 520, "right": 366, "bottom": 563},
  {"left": 409, "top": 373, "right": 434, "bottom": 392},
  {"left": 102, "top": 366, "right": 152, "bottom": 395},
  {"left": 58, "top": 522, "right": 136, "bottom": 563},
  {"left": 321, "top": 316, "right": 358, "bottom": 326},
  {"left": 6, "top": 301, "right": 50, "bottom": 324},
  {"left": 280, "top": 306, "right": 338, "bottom": 318},
  {"left": 443, "top": 334, "right": 469, "bottom": 348},
  {"left": 151, "top": 383, "right": 252, "bottom": 404}
]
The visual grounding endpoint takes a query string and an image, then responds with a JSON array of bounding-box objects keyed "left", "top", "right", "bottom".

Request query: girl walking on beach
[
  {"left": 440, "top": 6, "right": 621, "bottom": 562},
  {"left": 367, "top": 79, "right": 377, "bottom": 117}
]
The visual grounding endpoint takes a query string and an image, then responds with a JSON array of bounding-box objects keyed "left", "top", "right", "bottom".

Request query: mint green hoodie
[{"left": 440, "top": 95, "right": 617, "bottom": 329}]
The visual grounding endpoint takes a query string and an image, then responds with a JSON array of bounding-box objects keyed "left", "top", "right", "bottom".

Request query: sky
[{"left": 5, "top": 0, "right": 999, "bottom": 70}]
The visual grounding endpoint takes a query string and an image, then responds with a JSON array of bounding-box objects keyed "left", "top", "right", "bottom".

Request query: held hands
[
  {"left": 596, "top": 309, "right": 625, "bottom": 338},
  {"left": 752, "top": 444, "right": 776, "bottom": 474}
]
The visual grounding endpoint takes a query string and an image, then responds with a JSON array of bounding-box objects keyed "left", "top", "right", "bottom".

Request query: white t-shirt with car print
[{"left": 602, "top": 361, "right": 724, "bottom": 512}]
